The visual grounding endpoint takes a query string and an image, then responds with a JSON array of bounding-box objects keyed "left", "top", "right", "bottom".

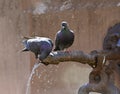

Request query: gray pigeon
[
  {"left": 54, "top": 21, "right": 74, "bottom": 51},
  {"left": 22, "top": 37, "right": 53, "bottom": 62}
]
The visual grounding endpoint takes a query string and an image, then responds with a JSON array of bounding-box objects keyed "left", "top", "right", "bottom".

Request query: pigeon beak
[
  {"left": 117, "top": 39, "right": 120, "bottom": 47},
  {"left": 21, "top": 48, "right": 29, "bottom": 52}
]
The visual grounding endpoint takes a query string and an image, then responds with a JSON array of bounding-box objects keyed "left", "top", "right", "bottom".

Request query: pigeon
[
  {"left": 54, "top": 21, "right": 74, "bottom": 51},
  {"left": 103, "top": 23, "right": 120, "bottom": 51},
  {"left": 22, "top": 37, "right": 53, "bottom": 62},
  {"left": 117, "top": 39, "right": 120, "bottom": 47}
]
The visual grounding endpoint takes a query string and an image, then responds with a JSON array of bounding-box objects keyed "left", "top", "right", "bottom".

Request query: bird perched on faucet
[
  {"left": 22, "top": 37, "right": 53, "bottom": 65},
  {"left": 54, "top": 21, "right": 75, "bottom": 51}
]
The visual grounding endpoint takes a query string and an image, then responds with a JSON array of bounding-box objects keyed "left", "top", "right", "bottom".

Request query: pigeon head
[
  {"left": 22, "top": 47, "right": 29, "bottom": 52},
  {"left": 61, "top": 21, "right": 68, "bottom": 29},
  {"left": 22, "top": 40, "right": 29, "bottom": 52}
]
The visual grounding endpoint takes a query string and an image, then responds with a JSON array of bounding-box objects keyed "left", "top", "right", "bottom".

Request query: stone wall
[
  {"left": 0, "top": 0, "right": 31, "bottom": 94},
  {"left": 0, "top": 0, "right": 120, "bottom": 94},
  {"left": 30, "top": 1, "right": 120, "bottom": 94}
]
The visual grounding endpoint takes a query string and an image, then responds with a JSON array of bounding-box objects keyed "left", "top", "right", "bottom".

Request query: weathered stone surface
[{"left": 1, "top": 0, "right": 120, "bottom": 94}]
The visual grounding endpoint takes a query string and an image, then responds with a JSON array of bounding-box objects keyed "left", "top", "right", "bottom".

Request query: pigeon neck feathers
[{"left": 61, "top": 27, "right": 70, "bottom": 33}]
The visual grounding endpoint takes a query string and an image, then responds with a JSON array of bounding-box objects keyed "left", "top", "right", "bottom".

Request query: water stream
[{"left": 26, "top": 63, "right": 41, "bottom": 94}]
